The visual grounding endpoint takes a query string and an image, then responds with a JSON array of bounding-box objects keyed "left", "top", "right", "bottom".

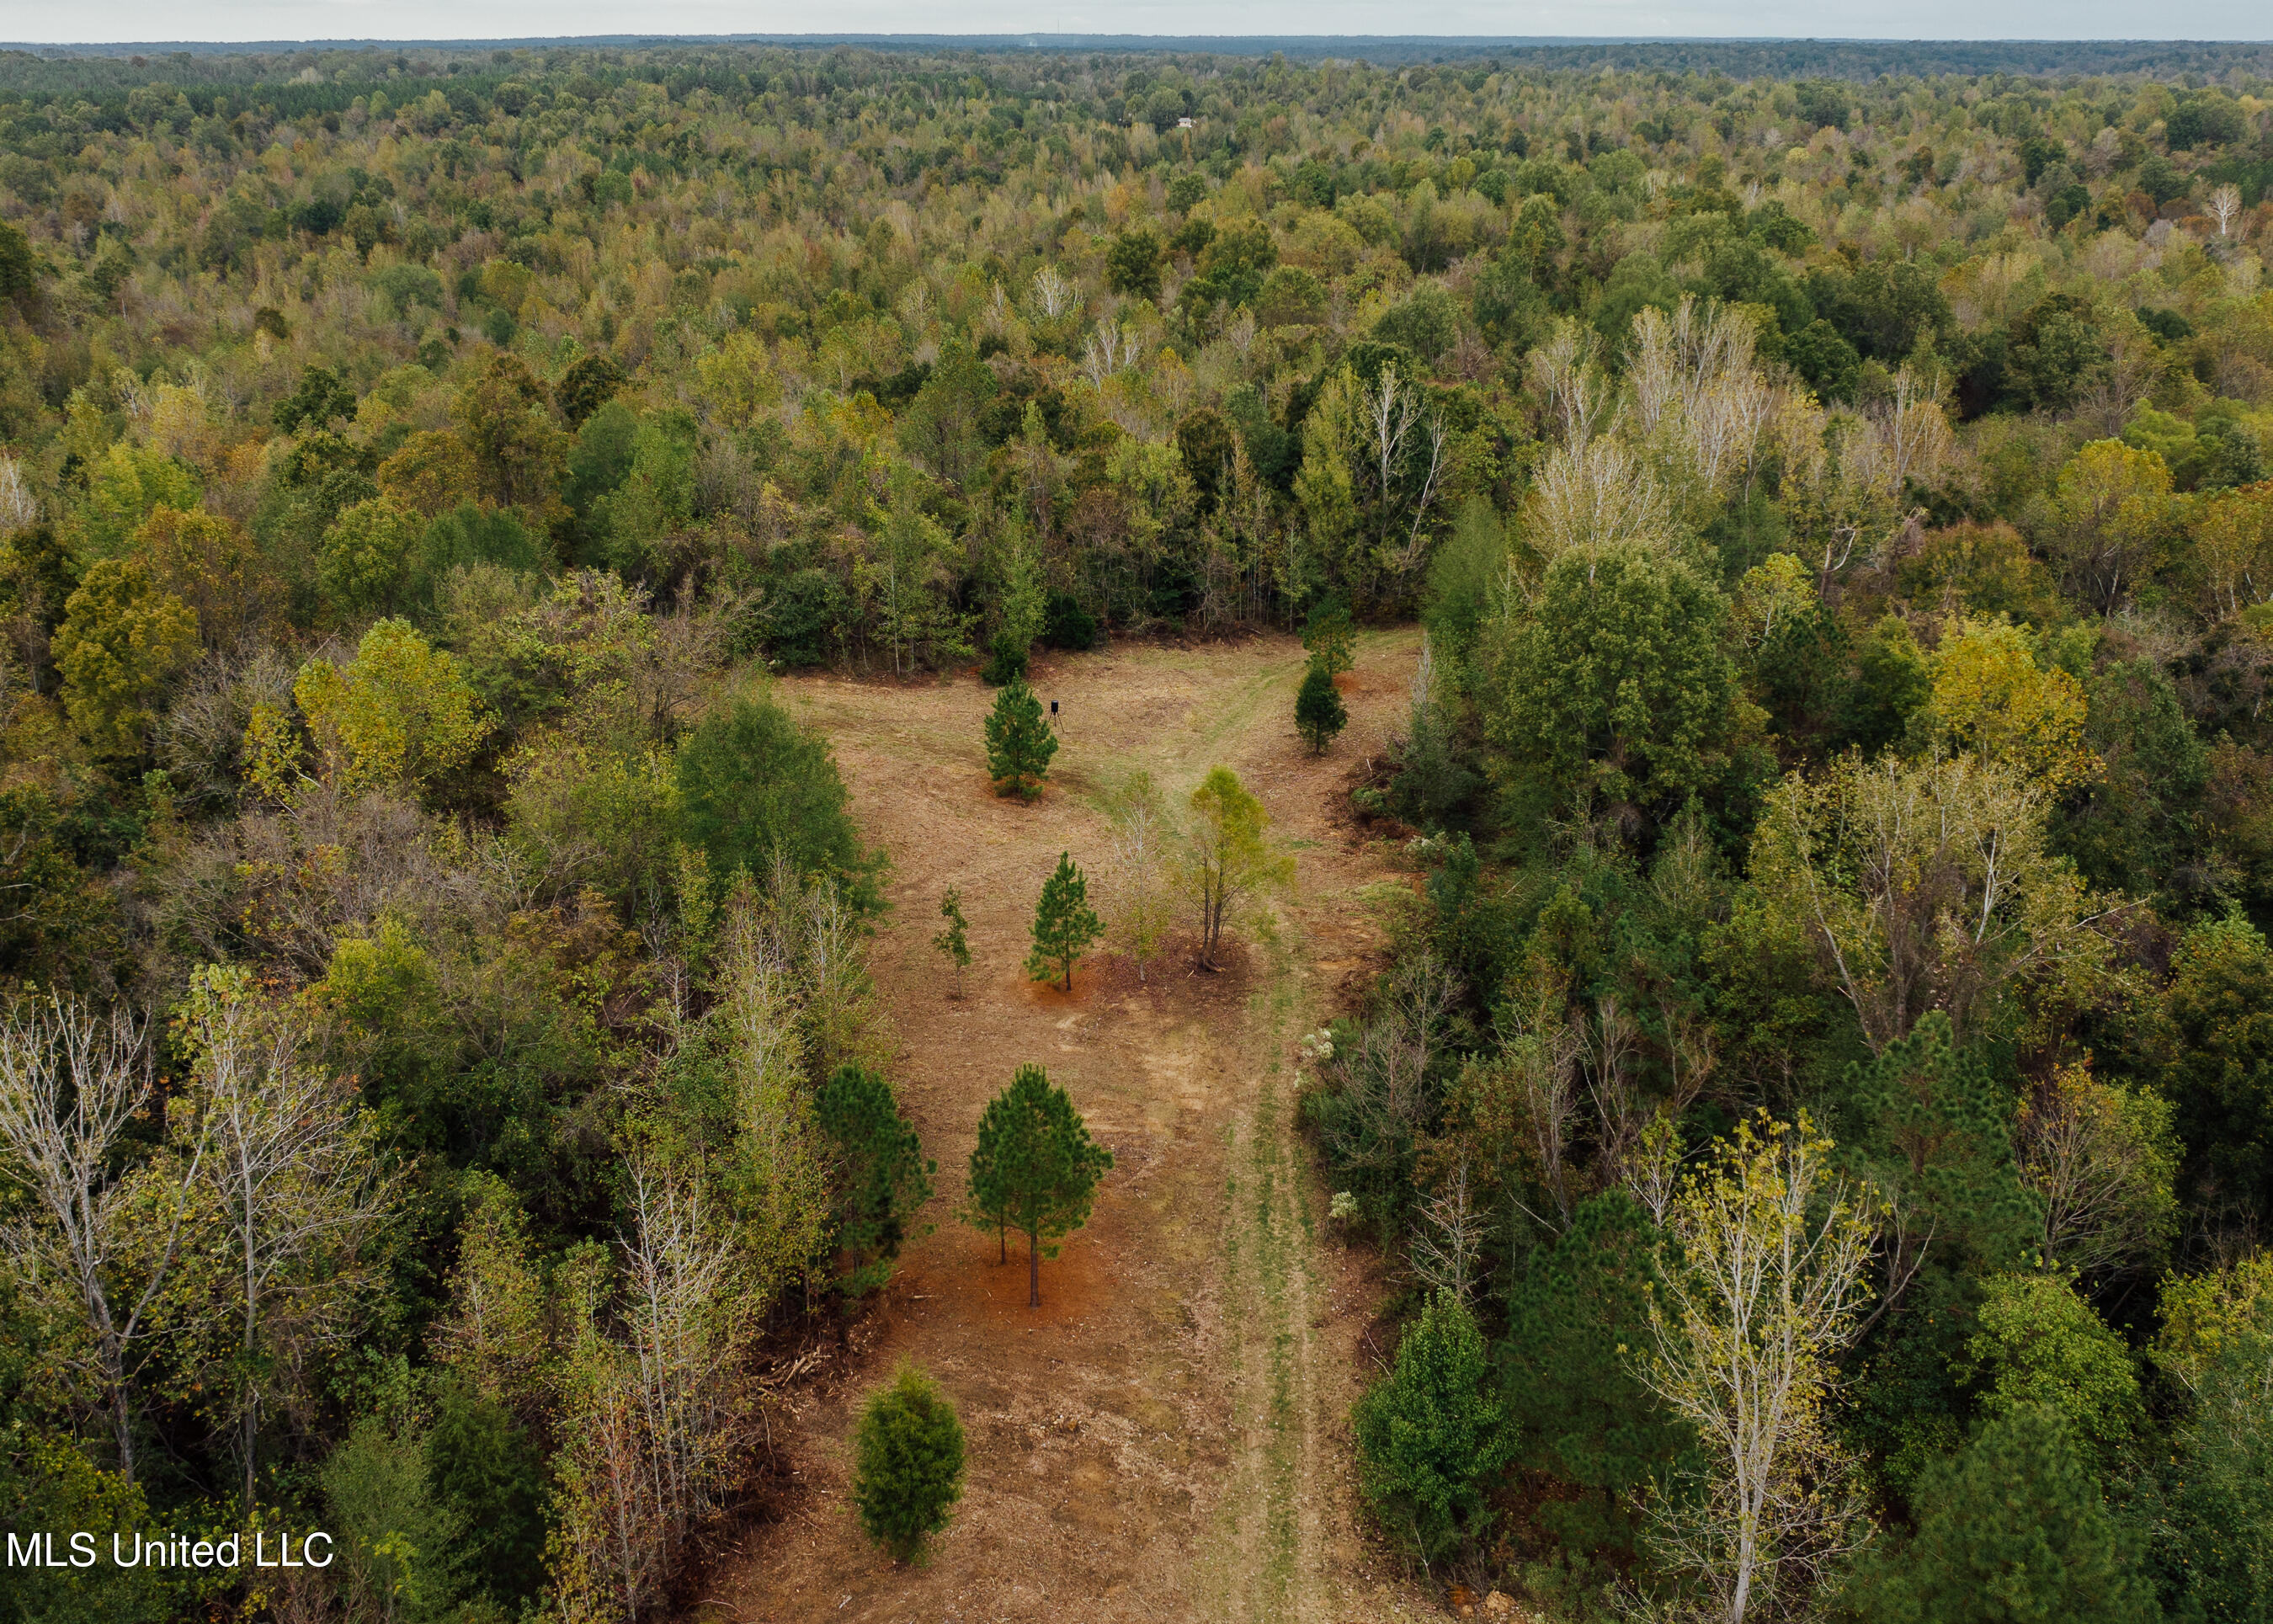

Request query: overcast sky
[{"left": 3, "top": 0, "right": 2269, "bottom": 46}]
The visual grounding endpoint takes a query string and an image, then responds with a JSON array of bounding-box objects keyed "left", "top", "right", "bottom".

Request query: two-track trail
[{"left": 697, "top": 630, "right": 1433, "bottom": 1624}]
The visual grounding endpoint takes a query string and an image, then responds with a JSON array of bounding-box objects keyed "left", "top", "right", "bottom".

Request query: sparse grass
[{"left": 703, "top": 631, "right": 1420, "bottom": 1622}]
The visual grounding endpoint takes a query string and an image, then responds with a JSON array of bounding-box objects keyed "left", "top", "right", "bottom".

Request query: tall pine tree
[
  {"left": 961, "top": 1065, "right": 1112, "bottom": 1306},
  {"left": 1849, "top": 1405, "right": 2159, "bottom": 1624},
  {"left": 816, "top": 1064, "right": 935, "bottom": 1297}
]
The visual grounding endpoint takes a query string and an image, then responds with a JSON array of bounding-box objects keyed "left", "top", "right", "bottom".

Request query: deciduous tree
[
  {"left": 1752, "top": 749, "right": 2117, "bottom": 1052},
  {"left": 674, "top": 693, "right": 884, "bottom": 915},
  {"left": 0, "top": 994, "right": 206, "bottom": 1485},
  {"left": 1109, "top": 772, "right": 1174, "bottom": 982},
  {"left": 293, "top": 617, "right": 489, "bottom": 796},
  {"left": 52, "top": 556, "right": 197, "bottom": 756},
  {"left": 1637, "top": 1111, "right": 1874, "bottom": 1624},
  {"left": 178, "top": 966, "right": 391, "bottom": 1509},
  {"left": 1184, "top": 766, "right": 1290, "bottom": 969}
]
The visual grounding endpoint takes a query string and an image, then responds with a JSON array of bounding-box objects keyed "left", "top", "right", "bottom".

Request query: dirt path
[{"left": 697, "top": 631, "right": 1433, "bottom": 1623}]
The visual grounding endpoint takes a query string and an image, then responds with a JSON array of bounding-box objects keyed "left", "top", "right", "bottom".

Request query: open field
[{"left": 700, "top": 629, "right": 1439, "bottom": 1623}]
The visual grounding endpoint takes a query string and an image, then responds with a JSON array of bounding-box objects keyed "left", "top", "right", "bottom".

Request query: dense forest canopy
[{"left": 1, "top": 32, "right": 2272, "bottom": 1624}]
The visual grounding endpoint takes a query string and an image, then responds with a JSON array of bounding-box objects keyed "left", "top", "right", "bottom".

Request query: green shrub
[
  {"left": 1352, "top": 1291, "right": 1509, "bottom": 1564},
  {"left": 852, "top": 1364, "right": 967, "bottom": 1562},
  {"left": 674, "top": 694, "right": 885, "bottom": 913}
]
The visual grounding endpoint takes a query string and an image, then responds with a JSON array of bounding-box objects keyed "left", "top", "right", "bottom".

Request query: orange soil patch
[{"left": 692, "top": 631, "right": 1439, "bottom": 1623}]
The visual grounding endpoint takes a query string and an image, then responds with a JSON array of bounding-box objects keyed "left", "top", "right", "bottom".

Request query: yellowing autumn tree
[
  {"left": 1923, "top": 616, "right": 2100, "bottom": 792},
  {"left": 1752, "top": 750, "right": 2116, "bottom": 1051},
  {"left": 294, "top": 618, "right": 489, "bottom": 794},
  {"left": 1639, "top": 1111, "right": 1876, "bottom": 1624},
  {"left": 53, "top": 556, "right": 199, "bottom": 756},
  {"left": 2047, "top": 439, "right": 2177, "bottom": 615}
]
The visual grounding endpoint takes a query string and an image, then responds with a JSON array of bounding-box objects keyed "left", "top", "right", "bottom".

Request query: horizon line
[{"left": 8, "top": 32, "right": 2273, "bottom": 51}]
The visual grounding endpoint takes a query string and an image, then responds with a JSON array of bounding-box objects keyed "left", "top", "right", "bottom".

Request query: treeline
[{"left": 0, "top": 34, "right": 2270, "bottom": 1624}]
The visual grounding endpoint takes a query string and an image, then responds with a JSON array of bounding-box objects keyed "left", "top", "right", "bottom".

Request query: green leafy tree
[
  {"left": 816, "top": 1064, "right": 934, "bottom": 1297},
  {"left": 896, "top": 341, "right": 996, "bottom": 492},
  {"left": 323, "top": 1414, "right": 468, "bottom": 1624},
  {"left": 852, "top": 1362, "right": 966, "bottom": 1562},
  {"left": 2158, "top": 911, "right": 2273, "bottom": 1222},
  {"left": 1958, "top": 1272, "right": 2144, "bottom": 1467},
  {"left": 450, "top": 351, "right": 567, "bottom": 519},
  {"left": 1295, "top": 657, "right": 1348, "bottom": 754},
  {"left": 554, "top": 351, "right": 628, "bottom": 428},
  {"left": 1026, "top": 852, "right": 1104, "bottom": 992},
  {"left": 674, "top": 694, "right": 885, "bottom": 914},
  {"left": 961, "top": 1064, "right": 1112, "bottom": 1306},
  {"left": 52, "top": 556, "right": 197, "bottom": 756},
  {"left": 933, "top": 887, "right": 972, "bottom": 997},
  {"left": 272, "top": 365, "right": 358, "bottom": 434},
  {"left": 2008, "top": 292, "right": 2114, "bottom": 415},
  {"left": 2159, "top": 1298, "right": 2273, "bottom": 1621},
  {"left": 983, "top": 676, "right": 1057, "bottom": 800},
  {"left": 1185, "top": 766, "right": 1291, "bottom": 968},
  {"left": 294, "top": 618, "right": 490, "bottom": 796},
  {"left": 1105, "top": 227, "right": 1163, "bottom": 302},
  {"left": 317, "top": 496, "right": 423, "bottom": 619},
  {"left": 1353, "top": 1290, "right": 1511, "bottom": 1567},
  {"left": 1848, "top": 1406, "right": 2159, "bottom": 1624}
]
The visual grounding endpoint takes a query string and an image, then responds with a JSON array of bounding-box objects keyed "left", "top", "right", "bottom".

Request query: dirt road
[{"left": 698, "top": 630, "right": 1432, "bottom": 1623}]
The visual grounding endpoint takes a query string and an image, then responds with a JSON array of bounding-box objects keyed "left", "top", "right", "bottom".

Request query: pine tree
[
  {"left": 815, "top": 1064, "right": 935, "bottom": 1297},
  {"left": 1025, "top": 852, "right": 1103, "bottom": 992},
  {"left": 983, "top": 676, "right": 1057, "bottom": 800},
  {"left": 960, "top": 1064, "right": 1113, "bottom": 1307},
  {"left": 852, "top": 1362, "right": 967, "bottom": 1562},
  {"left": 1849, "top": 1405, "right": 2159, "bottom": 1624},
  {"left": 1351, "top": 1290, "right": 1511, "bottom": 1563},
  {"left": 933, "top": 887, "right": 971, "bottom": 998},
  {"left": 1302, "top": 596, "right": 1357, "bottom": 677},
  {"left": 1295, "top": 657, "right": 1349, "bottom": 754}
]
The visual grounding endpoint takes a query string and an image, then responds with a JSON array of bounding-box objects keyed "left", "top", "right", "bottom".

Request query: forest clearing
[
  {"left": 705, "top": 629, "right": 1425, "bottom": 1623},
  {"left": 6, "top": 32, "right": 2273, "bottom": 1624}
]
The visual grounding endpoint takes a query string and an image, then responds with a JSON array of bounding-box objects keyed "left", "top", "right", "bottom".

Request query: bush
[
  {"left": 1352, "top": 1291, "right": 1509, "bottom": 1563},
  {"left": 674, "top": 694, "right": 885, "bottom": 913},
  {"left": 1042, "top": 591, "right": 1098, "bottom": 651},
  {"left": 980, "top": 627, "right": 1029, "bottom": 686},
  {"left": 852, "top": 1364, "right": 967, "bottom": 1561}
]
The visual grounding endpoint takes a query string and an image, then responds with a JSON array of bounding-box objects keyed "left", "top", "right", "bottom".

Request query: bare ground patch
[{"left": 691, "top": 631, "right": 1440, "bottom": 1623}]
